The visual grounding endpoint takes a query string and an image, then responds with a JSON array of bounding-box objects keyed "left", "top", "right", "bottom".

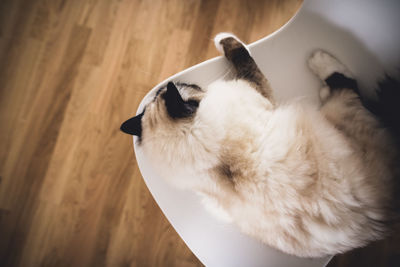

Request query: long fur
[{"left": 121, "top": 33, "right": 400, "bottom": 257}]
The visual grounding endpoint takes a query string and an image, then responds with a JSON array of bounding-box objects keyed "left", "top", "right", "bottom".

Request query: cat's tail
[
  {"left": 365, "top": 75, "right": 400, "bottom": 219},
  {"left": 364, "top": 75, "right": 400, "bottom": 142}
]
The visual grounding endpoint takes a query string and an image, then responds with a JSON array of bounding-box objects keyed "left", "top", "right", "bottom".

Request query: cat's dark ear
[
  {"left": 164, "top": 82, "right": 199, "bottom": 118},
  {"left": 120, "top": 111, "right": 144, "bottom": 136}
]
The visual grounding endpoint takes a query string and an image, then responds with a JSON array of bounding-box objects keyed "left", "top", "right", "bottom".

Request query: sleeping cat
[{"left": 121, "top": 33, "right": 399, "bottom": 257}]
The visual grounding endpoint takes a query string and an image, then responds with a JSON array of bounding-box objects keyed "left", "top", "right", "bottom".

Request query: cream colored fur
[{"left": 138, "top": 35, "right": 398, "bottom": 257}]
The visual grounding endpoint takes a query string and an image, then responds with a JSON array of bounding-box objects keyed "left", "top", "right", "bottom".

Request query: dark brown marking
[
  {"left": 216, "top": 162, "right": 235, "bottom": 181},
  {"left": 219, "top": 37, "right": 274, "bottom": 102},
  {"left": 213, "top": 160, "right": 243, "bottom": 192},
  {"left": 325, "top": 72, "right": 359, "bottom": 94},
  {"left": 162, "top": 82, "right": 199, "bottom": 119}
]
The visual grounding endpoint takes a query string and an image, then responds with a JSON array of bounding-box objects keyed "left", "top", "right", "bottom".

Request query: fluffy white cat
[{"left": 121, "top": 33, "right": 399, "bottom": 257}]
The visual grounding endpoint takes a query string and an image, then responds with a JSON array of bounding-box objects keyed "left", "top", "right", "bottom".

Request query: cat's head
[
  {"left": 120, "top": 82, "right": 207, "bottom": 188},
  {"left": 120, "top": 81, "right": 204, "bottom": 142}
]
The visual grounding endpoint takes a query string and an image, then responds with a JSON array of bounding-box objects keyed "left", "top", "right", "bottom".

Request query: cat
[{"left": 120, "top": 33, "right": 400, "bottom": 258}]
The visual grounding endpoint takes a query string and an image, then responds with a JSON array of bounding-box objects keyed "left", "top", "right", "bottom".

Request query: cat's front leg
[{"left": 214, "top": 33, "right": 274, "bottom": 103}]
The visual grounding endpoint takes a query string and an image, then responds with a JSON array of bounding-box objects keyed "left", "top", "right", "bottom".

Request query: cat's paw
[
  {"left": 214, "top": 32, "right": 250, "bottom": 56},
  {"left": 308, "top": 50, "right": 352, "bottom": 80},
  {"left": 319, "top": 86, "right": 331, "bottom": 101}
]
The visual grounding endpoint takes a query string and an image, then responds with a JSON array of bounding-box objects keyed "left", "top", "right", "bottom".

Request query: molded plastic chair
[{"left": 132, "top": 0, "right": 400, "bottom": 266}]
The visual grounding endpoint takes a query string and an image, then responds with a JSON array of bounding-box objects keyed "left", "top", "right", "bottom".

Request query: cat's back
[
  {"left": 198, "top": 79, "right": 273, "bottom": 127},
  {"left": 198, "top": 79, "right": 349, "bottom": 173}
]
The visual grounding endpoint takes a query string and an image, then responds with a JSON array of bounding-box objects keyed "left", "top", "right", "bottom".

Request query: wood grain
[{"left": 1, "top": 0, "right": 398, "bottom": 266}]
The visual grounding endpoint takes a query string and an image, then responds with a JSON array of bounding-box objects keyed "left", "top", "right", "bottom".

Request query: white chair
[{"left": 133, "top": 0, "right": 400, "bottom": 266}]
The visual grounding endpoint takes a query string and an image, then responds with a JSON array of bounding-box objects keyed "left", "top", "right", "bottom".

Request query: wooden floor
[{"left": 0, "top": 0, "right": 399, "bottom": 266}]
